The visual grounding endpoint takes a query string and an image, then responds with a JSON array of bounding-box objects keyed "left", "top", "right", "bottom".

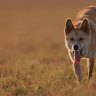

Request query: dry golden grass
[{"left": 0, "top": 0, "right": 96, "bottom": 96}]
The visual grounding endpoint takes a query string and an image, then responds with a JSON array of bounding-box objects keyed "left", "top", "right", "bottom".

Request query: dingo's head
[{"left": 64, "top": 18, "right": 90, "bottom": 59}]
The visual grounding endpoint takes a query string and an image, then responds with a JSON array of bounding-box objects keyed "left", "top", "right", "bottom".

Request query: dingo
[{"left": 64, "top": 6, "right": 96, "bottom": 83}]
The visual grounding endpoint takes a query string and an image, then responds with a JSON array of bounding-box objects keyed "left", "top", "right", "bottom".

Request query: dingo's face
[{"left": 64, "top": 18, "right": 90, "bottom": 58}]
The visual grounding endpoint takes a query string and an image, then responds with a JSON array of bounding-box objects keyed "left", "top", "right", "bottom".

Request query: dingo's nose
[{"left": 74, "top": 45, "right": 78, "bottom": 51}]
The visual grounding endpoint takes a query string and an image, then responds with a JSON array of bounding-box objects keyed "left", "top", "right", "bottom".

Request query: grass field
[{"left": 0, "top": 0, "right": 96, "bottom": 96}]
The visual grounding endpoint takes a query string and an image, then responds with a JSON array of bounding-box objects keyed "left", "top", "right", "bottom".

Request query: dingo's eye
[
  {"left": 79, "top": 37, "right": 83, "bottom": 41},
  {"left": 70, "top": 38, "right": 74, "bottom": 41}
]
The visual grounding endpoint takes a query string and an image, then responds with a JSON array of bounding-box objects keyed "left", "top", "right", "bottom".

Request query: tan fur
[{"left": 64, "top": 6, "right": 96, "bottom": 83}]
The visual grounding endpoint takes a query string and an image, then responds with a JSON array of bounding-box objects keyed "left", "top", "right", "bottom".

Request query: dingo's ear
[
  {"left": 65, "top": 18, "right": 74, "bottom": 35},
  {"left": 80, "top": 18, "right": 89, "bottom": 35}
]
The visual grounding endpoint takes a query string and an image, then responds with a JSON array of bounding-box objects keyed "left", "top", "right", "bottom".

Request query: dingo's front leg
[{"left": 87, "top": 58, "right": 95, "bottom": 80}]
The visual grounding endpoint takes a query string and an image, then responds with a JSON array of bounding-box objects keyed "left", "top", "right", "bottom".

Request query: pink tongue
[{"left": 74, "top": 51, "right": 81, "bottom": 64}]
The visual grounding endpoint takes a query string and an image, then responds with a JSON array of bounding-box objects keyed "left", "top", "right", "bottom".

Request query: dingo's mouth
[
  {"left": 72, "top": 49, "right": 82, "bottom": 64},
  {"left": 74, "top": 50, "right": 81, "bottom": 64}
]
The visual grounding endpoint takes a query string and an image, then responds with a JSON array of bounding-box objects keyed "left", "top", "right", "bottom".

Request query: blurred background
[
  {"left": 0, "top": 0, "right": 96, "bottom": 95},
  {"left": 0, "top": 0, "right": 96, "bottom": 65}
]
